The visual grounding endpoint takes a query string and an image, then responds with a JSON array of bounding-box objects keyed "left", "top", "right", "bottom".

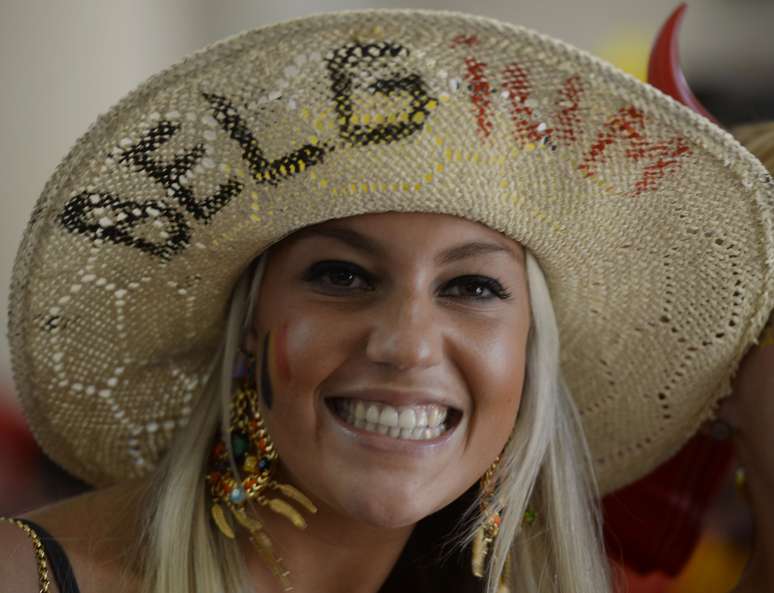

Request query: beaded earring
[
  {"left": 471, "top": 456, "right": 503, "bottom": 580},
  {"left": 206, "top": 352, "right": 317, "bottom": 592},
  {"left": 471, "top": 455, "right": 536, "bottom": 592}
]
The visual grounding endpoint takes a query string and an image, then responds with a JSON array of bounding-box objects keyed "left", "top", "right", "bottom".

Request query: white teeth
[
  {"left": 366, "top": 405, "right": 380, "bottom": 424},
  {"left": 334, "top": 399, "right": 453, "bottom": 441},
  {"left": 399, "top": 408, "right": 416, "bottom": 429},
  {"left": 379, "top": 406, "right": 399, "bottom": 427}
]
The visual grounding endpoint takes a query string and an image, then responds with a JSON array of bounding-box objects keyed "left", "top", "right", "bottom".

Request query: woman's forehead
[{"left": 282, "top": 211, "right": 524, "bottom": 255}]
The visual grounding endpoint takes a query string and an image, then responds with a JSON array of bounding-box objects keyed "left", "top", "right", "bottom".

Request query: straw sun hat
[{"left": 8, "top": 10, "right": 774, "bottom": 493}]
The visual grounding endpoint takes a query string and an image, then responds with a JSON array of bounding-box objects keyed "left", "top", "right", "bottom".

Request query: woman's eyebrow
[
  {"left": 290, "top": 227, "right": 520, "bottom": 263},
  {"left": 289, "top": 227, "right": 387, "bottom": 257},
  {"left": 435, "top": 241, "right": 520, "bottom": 265}
]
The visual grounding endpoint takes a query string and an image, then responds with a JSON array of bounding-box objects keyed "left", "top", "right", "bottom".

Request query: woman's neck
[{"left": 241, "top": 497, "right": 415, "bottom": 593}]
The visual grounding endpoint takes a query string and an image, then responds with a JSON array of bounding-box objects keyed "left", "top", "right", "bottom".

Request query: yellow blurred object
[
  {"left": 594, "top": 29, "right": 651, "bottom": 81},
  {"left": 666, "top": 530, "right": 748, "bottom": 593}
]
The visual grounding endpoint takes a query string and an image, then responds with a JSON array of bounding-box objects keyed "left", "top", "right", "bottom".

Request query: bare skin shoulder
[{"left": 2, "top": 480, "right": 147, "bottom": 593}]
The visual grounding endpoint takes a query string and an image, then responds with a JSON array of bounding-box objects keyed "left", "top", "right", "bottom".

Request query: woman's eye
[
  {"left": 442, "top": 275, "right": 512, "bottom": 300},
  {"left": 303, "top": 261, "right": 374, "bottom": 291}
]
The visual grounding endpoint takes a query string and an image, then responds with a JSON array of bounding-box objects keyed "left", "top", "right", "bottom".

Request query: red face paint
[{"left": 272, "top": 323, "right": 291, "bottom": 382}]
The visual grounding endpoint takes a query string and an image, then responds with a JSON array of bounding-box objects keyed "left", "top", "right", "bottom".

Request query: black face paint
[{"left": 260, "top": 331, "right": 274, "bottom": 409}]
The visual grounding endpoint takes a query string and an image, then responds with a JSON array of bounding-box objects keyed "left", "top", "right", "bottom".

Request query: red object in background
[
  {"left": 0, "top": 393, "right": 43, "bottom": 513},
  {"left": 646, "top": 3, "right": 718, "bottom": 123},
  {"left": 603, "top": 432, "right": 735, "bottom": 576}
]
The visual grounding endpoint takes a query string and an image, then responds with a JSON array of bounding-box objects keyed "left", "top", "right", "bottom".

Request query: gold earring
[
  {"left": 207, "top": 374, "right": 317, "bottom": 592},
  {"left": 472, "top": 456, "right": 504, "bottom": 581},
  {"left": 471, "top": 456, "right": 534, "bottom": 593}
]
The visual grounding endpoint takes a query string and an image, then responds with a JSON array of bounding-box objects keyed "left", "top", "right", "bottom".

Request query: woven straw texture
[{"left": 8, "top": 10, "right": 774, "bottom": 494}]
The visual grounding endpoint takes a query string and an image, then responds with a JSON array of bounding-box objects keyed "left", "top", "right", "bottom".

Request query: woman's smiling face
[{"left": 249, "top": 212, "right": 530, "bottom": 528}]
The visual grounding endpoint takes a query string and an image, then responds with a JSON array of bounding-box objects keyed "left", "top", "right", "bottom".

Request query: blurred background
[{"left": 1, "top": 1, "right": 772, "bottom": 591}]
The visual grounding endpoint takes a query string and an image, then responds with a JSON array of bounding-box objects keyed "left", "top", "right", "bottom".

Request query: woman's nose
[{"left": 365, "top": 293, "right": 442, "bottom": 371}]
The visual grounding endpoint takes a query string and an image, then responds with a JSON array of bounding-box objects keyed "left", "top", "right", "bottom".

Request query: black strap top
[{"left": 12, "top": 518, "right": 81, "bottom": 593}]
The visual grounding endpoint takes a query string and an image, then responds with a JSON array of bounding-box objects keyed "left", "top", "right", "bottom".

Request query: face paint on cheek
[
  {"left": 260, "top": 325, "right": 291, "bottom": 409},
  {"left": 260, "top": 332, "right": 275, "bottom": 409},
  {"left": 273, "top": 323, "right": 291, "bottom": 383}
]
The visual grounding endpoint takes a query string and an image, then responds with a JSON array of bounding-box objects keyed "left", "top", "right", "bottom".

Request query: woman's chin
[{"left": 334, "top": 489, "right": 442, "bottom": 530}]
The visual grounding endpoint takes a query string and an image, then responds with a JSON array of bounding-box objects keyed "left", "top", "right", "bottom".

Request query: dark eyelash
[
  {"left": 303, "top": 263, "right": 511, "bottom": 300},
  {"left": 444, "top": 275, "right": 512, "bottom": 300},
  {"left": 302, "top": 260, "right": 374, "bottom": 289}
]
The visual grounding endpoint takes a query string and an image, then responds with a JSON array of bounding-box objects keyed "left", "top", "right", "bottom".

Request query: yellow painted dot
[
  {"left": 455, "top": 150, "right": 463, "bottom": 161},
  {"left": 360, "top": 183, "right": 369, "bottom": 192},
  {"left": 301, "top": 107, "right": 311, "bottom": 120},
  {"left": 401, "top": 182, "right": 411, "bottom": 191},
  {"left": 349, "top": 114, "right": 360, "bottom": 125},
  {"left": 424, "top": 173, "right": 433, "bottom": 183},
  {"left": 444, "top": 148, "right": 453, "bottom": 161},
  {"left": 412, "top": 111, "right": 426, "bottom": 124},
  {"left": 499, "top": 179, "right": 509, "bottom": 189},
  {"left": 525, "top": 143, "right": 536, "bottom": 152},
  {"left": 250, "top": 214, "right": 262, "bottom": 223},
  {"left": 414, "top": 182, "right": 423, "bottom": 191},
  {"left": 426, "top": 99, "right": 438, "bottom": 111},
  {"left": 319, "top": 178, "right": 329, "bottom": 188},
  {"left": 361, "top": 113, "right": 371, "bottom": 125},
  {"left": 439, "top": 93, "right": 451, "bottom": 103},
  {"left": 434, "top": 136, "right": 444, "bottom": 146},
  {"left": 279, "top": 165, "right": 288, "bottom": 176},
  {"left": 373, "top": 113, "right": 385, "bottom": 124},
  {"left": 435, "top": 163, "right": 445, "bottom": 173},
  {"left": 397, "top": 112, "right": 409, "bottom": 123},
  {"left": 314, "top": 120, "right": 325, "bottom": 131},
  {"left": 298, "top": 161, "right": 306, "bottom": 172},
  {"left": 309, "top": 135, "right": 319, "bottom": 145},
  {"left": 387, "top": 113, "right": 397, "bottom": 124},
  {"left": 350, "top": 183, "right": 357, "bottom": 193}
]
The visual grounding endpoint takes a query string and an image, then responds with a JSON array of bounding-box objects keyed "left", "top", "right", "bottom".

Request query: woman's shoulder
[
  {"left": 0, "top": 480, "right": 147, "bottom": 593},
  {"left": 0, "top": 518, "right": 54, "bottom": 592}
]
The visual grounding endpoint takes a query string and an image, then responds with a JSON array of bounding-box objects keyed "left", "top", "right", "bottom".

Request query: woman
[{"left": 1, "top": 10, "right": 772, "bottom": 593}]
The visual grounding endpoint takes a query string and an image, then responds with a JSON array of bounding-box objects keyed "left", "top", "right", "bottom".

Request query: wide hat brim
[{"left": 9, "top": 9, "right": 774, "bottom": 493}]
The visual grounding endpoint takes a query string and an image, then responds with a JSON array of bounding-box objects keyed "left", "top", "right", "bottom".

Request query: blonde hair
[
  {"left": 734, "top": 121, "right": 774, "bottom": 173},
  {"left": 140, "top": 249, "right": 611, "bottom": 593}
]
